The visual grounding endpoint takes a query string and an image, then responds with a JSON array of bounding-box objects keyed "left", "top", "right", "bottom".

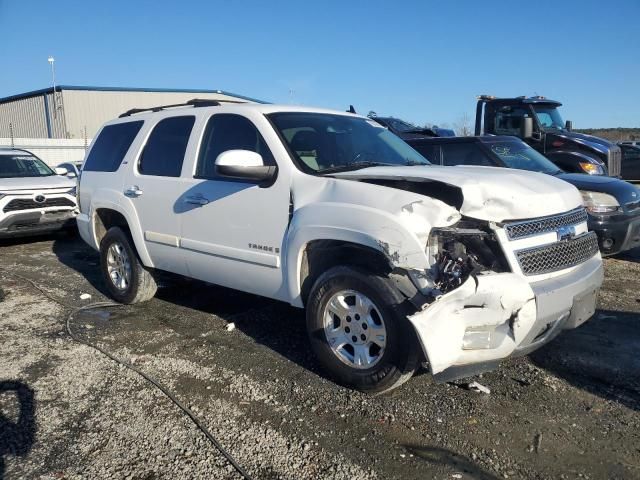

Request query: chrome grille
[
  {"left": 515, "top": 232, "right": 599, "bottom": 276},
  {"left": 504, "top": 207, "right": 587, "bottom": 240},
  {"left": 608, "top": 147, "right": 622, "bottom": 177}
]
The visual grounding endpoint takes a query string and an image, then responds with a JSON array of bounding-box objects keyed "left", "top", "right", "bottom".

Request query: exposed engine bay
[{"left": 425, "top": 219, "right": 508, "bottom": 297}]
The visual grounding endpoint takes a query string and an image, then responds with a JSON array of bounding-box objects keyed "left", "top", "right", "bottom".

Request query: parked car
[
  {"left": 474, "top": 95, "right": 623, "bottom": 177},
  {"left": 618, "top": 144, "right": 640, "bottom": 182},
  {"left": 407, "top": 135, "right": 640, "bottom": 256},
  {"left": 57, "top": 161, "right": 83, "bottom": 178},
  {"left": 77, "top": 100, "right": 603, "bottom": 393},
  {"left": 0, "top": 148, "right": 78, "bottom": 238},
  {"left": 620, "top": 141, "right": 640, "bottom": 147}
]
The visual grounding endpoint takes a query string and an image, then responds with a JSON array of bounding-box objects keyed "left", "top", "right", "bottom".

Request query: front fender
[{"left": 285, "top": 201, "right": 454, "bottom": 306}]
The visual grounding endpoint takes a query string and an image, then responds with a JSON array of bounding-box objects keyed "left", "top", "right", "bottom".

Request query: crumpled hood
[
  {"left": 0, "top": 175, "right": 75, "bottom": 192},
  {"left": 332, "top": 165, "right": 583, "bottom": 222}
]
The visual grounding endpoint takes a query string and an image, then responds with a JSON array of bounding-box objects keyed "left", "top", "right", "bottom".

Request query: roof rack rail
[{"left": 118, "top": 98, "right": 246, "bottom": 118}]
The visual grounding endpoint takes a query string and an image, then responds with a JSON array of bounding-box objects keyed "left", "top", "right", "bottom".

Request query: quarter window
[
  {"left": 411, "top": 143, "right": 441, "bottom": 164},
  {"left": 441, "top": 143, "right": 493, "bottom": 166},
  {"left": 84, "top": 121, "right": 143, "bottom": 172},
  {"left": 196, "top": 114, "right": 275, "bottom": 179},
  {"left": 139, "top": 116, "right": 195, "bottom": 177}
]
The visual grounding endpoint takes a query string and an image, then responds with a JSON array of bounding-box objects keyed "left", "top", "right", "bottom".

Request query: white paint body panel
[{"left": 77, "top": 103, "right": 604, "bottom": 379}]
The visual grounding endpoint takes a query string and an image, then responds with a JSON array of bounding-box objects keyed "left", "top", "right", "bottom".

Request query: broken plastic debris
[
  {"left": 452, "top": 475, "right": 463, "bottom": 479},
  {"left": 467, "top": 381, "right": 491, "bottom": 394},
  {"left": 225, "top": 322, "right": 236, "bottom": 332},
  {"left": 79, "top": 293, "right": 92, "bottom": 300}
]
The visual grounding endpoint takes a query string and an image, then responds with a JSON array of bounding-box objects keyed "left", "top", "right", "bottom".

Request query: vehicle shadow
[
  {"left": 51, "top": 236, "right": 110, "bottom": 297},
  {"left": 0, "top": 381, "right": 36, "bottom": 480},
  {"left": 0, "top": 231, "right": 73, "bottom": 249},
  {"left": 153, "top": 275, "right": 326, "bottom": 376},
  {"left": 529, "top": 309, "right": 640, "bottom": 411},
  {"left": 49, "top": 237, "right": 323, "bottom": 376},
  {"left": 403, "top": 445, "right": 501, "bottom": 480}
]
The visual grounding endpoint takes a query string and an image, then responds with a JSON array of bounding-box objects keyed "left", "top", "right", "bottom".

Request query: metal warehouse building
[{"left": 0, "top": 86, "right": 261, "bottom": 140}]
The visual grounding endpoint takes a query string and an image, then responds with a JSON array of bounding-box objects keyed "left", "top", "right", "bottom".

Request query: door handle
[
  {"left": 185, "top": 195, "right": 209, "bottom": 206},
  {"left": 124, "top": 186, "right": 143, "bottom": 197}
]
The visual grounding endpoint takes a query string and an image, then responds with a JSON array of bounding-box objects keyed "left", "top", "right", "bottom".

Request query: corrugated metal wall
[
  {"left": 45, "top": 91, "right": 69, "bottom": 138},
  {"left": 0, "top": 95, "right": 49, "bottom": 138},
  {"left": 0, "top": 89, "right": 253, "bottom": 140},
  {"left": 62, "top": 90, "right": 252, "bottom": 139}
]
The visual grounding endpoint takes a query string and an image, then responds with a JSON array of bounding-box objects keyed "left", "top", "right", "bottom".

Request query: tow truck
[{"left": 474, "top": 95, "right": 622, "bottom": 178}]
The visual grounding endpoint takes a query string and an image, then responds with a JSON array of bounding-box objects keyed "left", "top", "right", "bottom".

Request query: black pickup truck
[
  {"left": 407, "top": 135, "right": 640, "bottom": 256},
  {"left": 474, "top": 95, "right": 623, "bottom": 178}
]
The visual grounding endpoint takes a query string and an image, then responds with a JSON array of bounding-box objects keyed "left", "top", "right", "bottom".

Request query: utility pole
[{"left": 48, "top": 56, "right": 57, "bottom": 118}]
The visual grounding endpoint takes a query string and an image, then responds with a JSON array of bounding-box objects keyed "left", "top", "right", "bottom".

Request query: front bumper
[
  {"left": 408, "top": 255, "right": 603, "bottom": 381},
  {"left": 0, "top": 209, "right": 77, "bottom": 238},
  {"left": 589, "top": 211, "right": 640, "bottom": 256}
]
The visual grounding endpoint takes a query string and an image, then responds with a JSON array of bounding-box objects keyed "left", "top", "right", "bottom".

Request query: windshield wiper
[
  {"left": 319, "top": 161, "right": 394, "bottom": 174},
  {"left": 404, "top": 160, "right": 429, "bottom": 166}
]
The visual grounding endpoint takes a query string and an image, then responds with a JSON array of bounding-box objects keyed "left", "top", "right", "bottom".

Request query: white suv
[
  {"left": 0, "top": 148, "right": 77, "bottom": 238},
  {"left": 77, "top": 100, "right": 603, "bottom": 393}
]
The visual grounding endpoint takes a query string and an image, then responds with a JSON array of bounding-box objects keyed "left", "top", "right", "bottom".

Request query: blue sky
[{"left": 1, "top": 0, "right": 638, "bottom": 128}]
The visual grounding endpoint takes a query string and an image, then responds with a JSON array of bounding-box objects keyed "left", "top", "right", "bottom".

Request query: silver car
[{"left": 0, "top": 148, "right": 78, "bottom": 238}]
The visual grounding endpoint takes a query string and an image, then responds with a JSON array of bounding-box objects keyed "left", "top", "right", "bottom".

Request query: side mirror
[
  {"left": 66, "top": 171, "right": 77, "bottom": 178},
  {"left": 54, "top": 167, "right": 68, "bottom": 176},
  {"left": 521, "top": 117, "right": 533, "bottom": 139},
  {"left": 214, "top": 150, "right": 276, "bottom": 182},
  {"left": 565, "top": 120, "right": 573, "bottom": 131}
]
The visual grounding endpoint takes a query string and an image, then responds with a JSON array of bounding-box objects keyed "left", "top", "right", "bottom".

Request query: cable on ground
[{"left": 0, "top": 270, "right": 253, "bottom": 480}]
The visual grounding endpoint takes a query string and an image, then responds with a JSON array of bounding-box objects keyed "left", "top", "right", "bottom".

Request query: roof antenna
[{"left": 347, "top": 105, "right": 356, "bottom": 114}]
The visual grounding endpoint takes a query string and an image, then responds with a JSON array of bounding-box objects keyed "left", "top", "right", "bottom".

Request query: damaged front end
[
  {"left": 404, "top": 217, "right": 601, "bottom": 382},
  {"left": 409, "top": 218, "right": 509, "bottom": 299}
]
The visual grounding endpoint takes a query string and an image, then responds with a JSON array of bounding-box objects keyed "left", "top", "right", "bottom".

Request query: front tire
[
  {"left": 306, "top": 266, "right": 419, "bottom": 394},
  {"left": 99, "top": 227, "right": 157, "bottom": 304}
]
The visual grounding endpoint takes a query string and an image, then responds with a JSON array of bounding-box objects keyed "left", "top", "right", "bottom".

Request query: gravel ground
[{"left": 1, "top": 233, "right": 639, "bottom": 479}]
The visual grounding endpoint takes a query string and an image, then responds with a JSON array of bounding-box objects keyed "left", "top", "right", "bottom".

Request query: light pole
[{"left": 47, "top": 56, "right": 57, "bottom": 117}]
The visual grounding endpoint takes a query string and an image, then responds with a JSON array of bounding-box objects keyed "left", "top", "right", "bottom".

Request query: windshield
[
  {"left": 0, "top": 154, "right": 55, "bottom": 178},
  {"left": 486, "top": 141, "right": 562, "bottom": 175},
  {"left": 532, "top": 105, "right": 565, "bottom": 130},
  {"left": 269, "top": 113, "right": 430, "bottom": 173}
]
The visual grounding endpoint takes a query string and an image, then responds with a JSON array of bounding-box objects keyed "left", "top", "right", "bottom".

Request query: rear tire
[
  {"left": 99, "top": 227, "right": 157, "bottom": 304},
  {"left": 306, "top": 266, "right": 419, "bottom": 394}
]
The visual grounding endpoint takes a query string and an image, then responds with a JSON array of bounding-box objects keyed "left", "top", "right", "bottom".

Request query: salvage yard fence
[{"left": 0, "top": 137, "right": 91, "bottom": 166}]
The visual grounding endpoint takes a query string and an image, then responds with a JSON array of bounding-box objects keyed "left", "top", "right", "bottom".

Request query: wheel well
[
  {"left": 299, "top": 240, "right": 392, "bottom": 306},
  {"left": 94, "top": 209, "right": 130, "bottom": 245}
]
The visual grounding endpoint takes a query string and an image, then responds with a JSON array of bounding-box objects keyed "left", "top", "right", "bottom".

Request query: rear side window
[
  {"left": 139, "top": 116, "right": 195, "bottom": 177},
  {"left": 84, "top": 121, "right": 143, "bottom": 172},
  {"left": 441, "top": 143, "right": 493, "bottom": 167},
  {"left": 411, "top": 143, "right": 441, "bottom": 164},
  {"left": 196, "top": 114, "right": 275, "bottom": 179}
]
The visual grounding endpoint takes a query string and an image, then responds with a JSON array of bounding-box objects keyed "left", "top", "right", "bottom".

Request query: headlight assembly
[
  {"left": 580, "top": 190, "right": 620, "bottom": 214},
  {"left": 67, "top": 186, "right": 77, "bottom": 196},
  {"left": 579, "top": 162, "right": 604, "bottom": 175}
]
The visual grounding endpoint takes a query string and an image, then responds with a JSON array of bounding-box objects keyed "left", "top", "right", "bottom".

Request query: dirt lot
[{"left": 1, "top": 234, "right": 639, "bottom": 480}]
